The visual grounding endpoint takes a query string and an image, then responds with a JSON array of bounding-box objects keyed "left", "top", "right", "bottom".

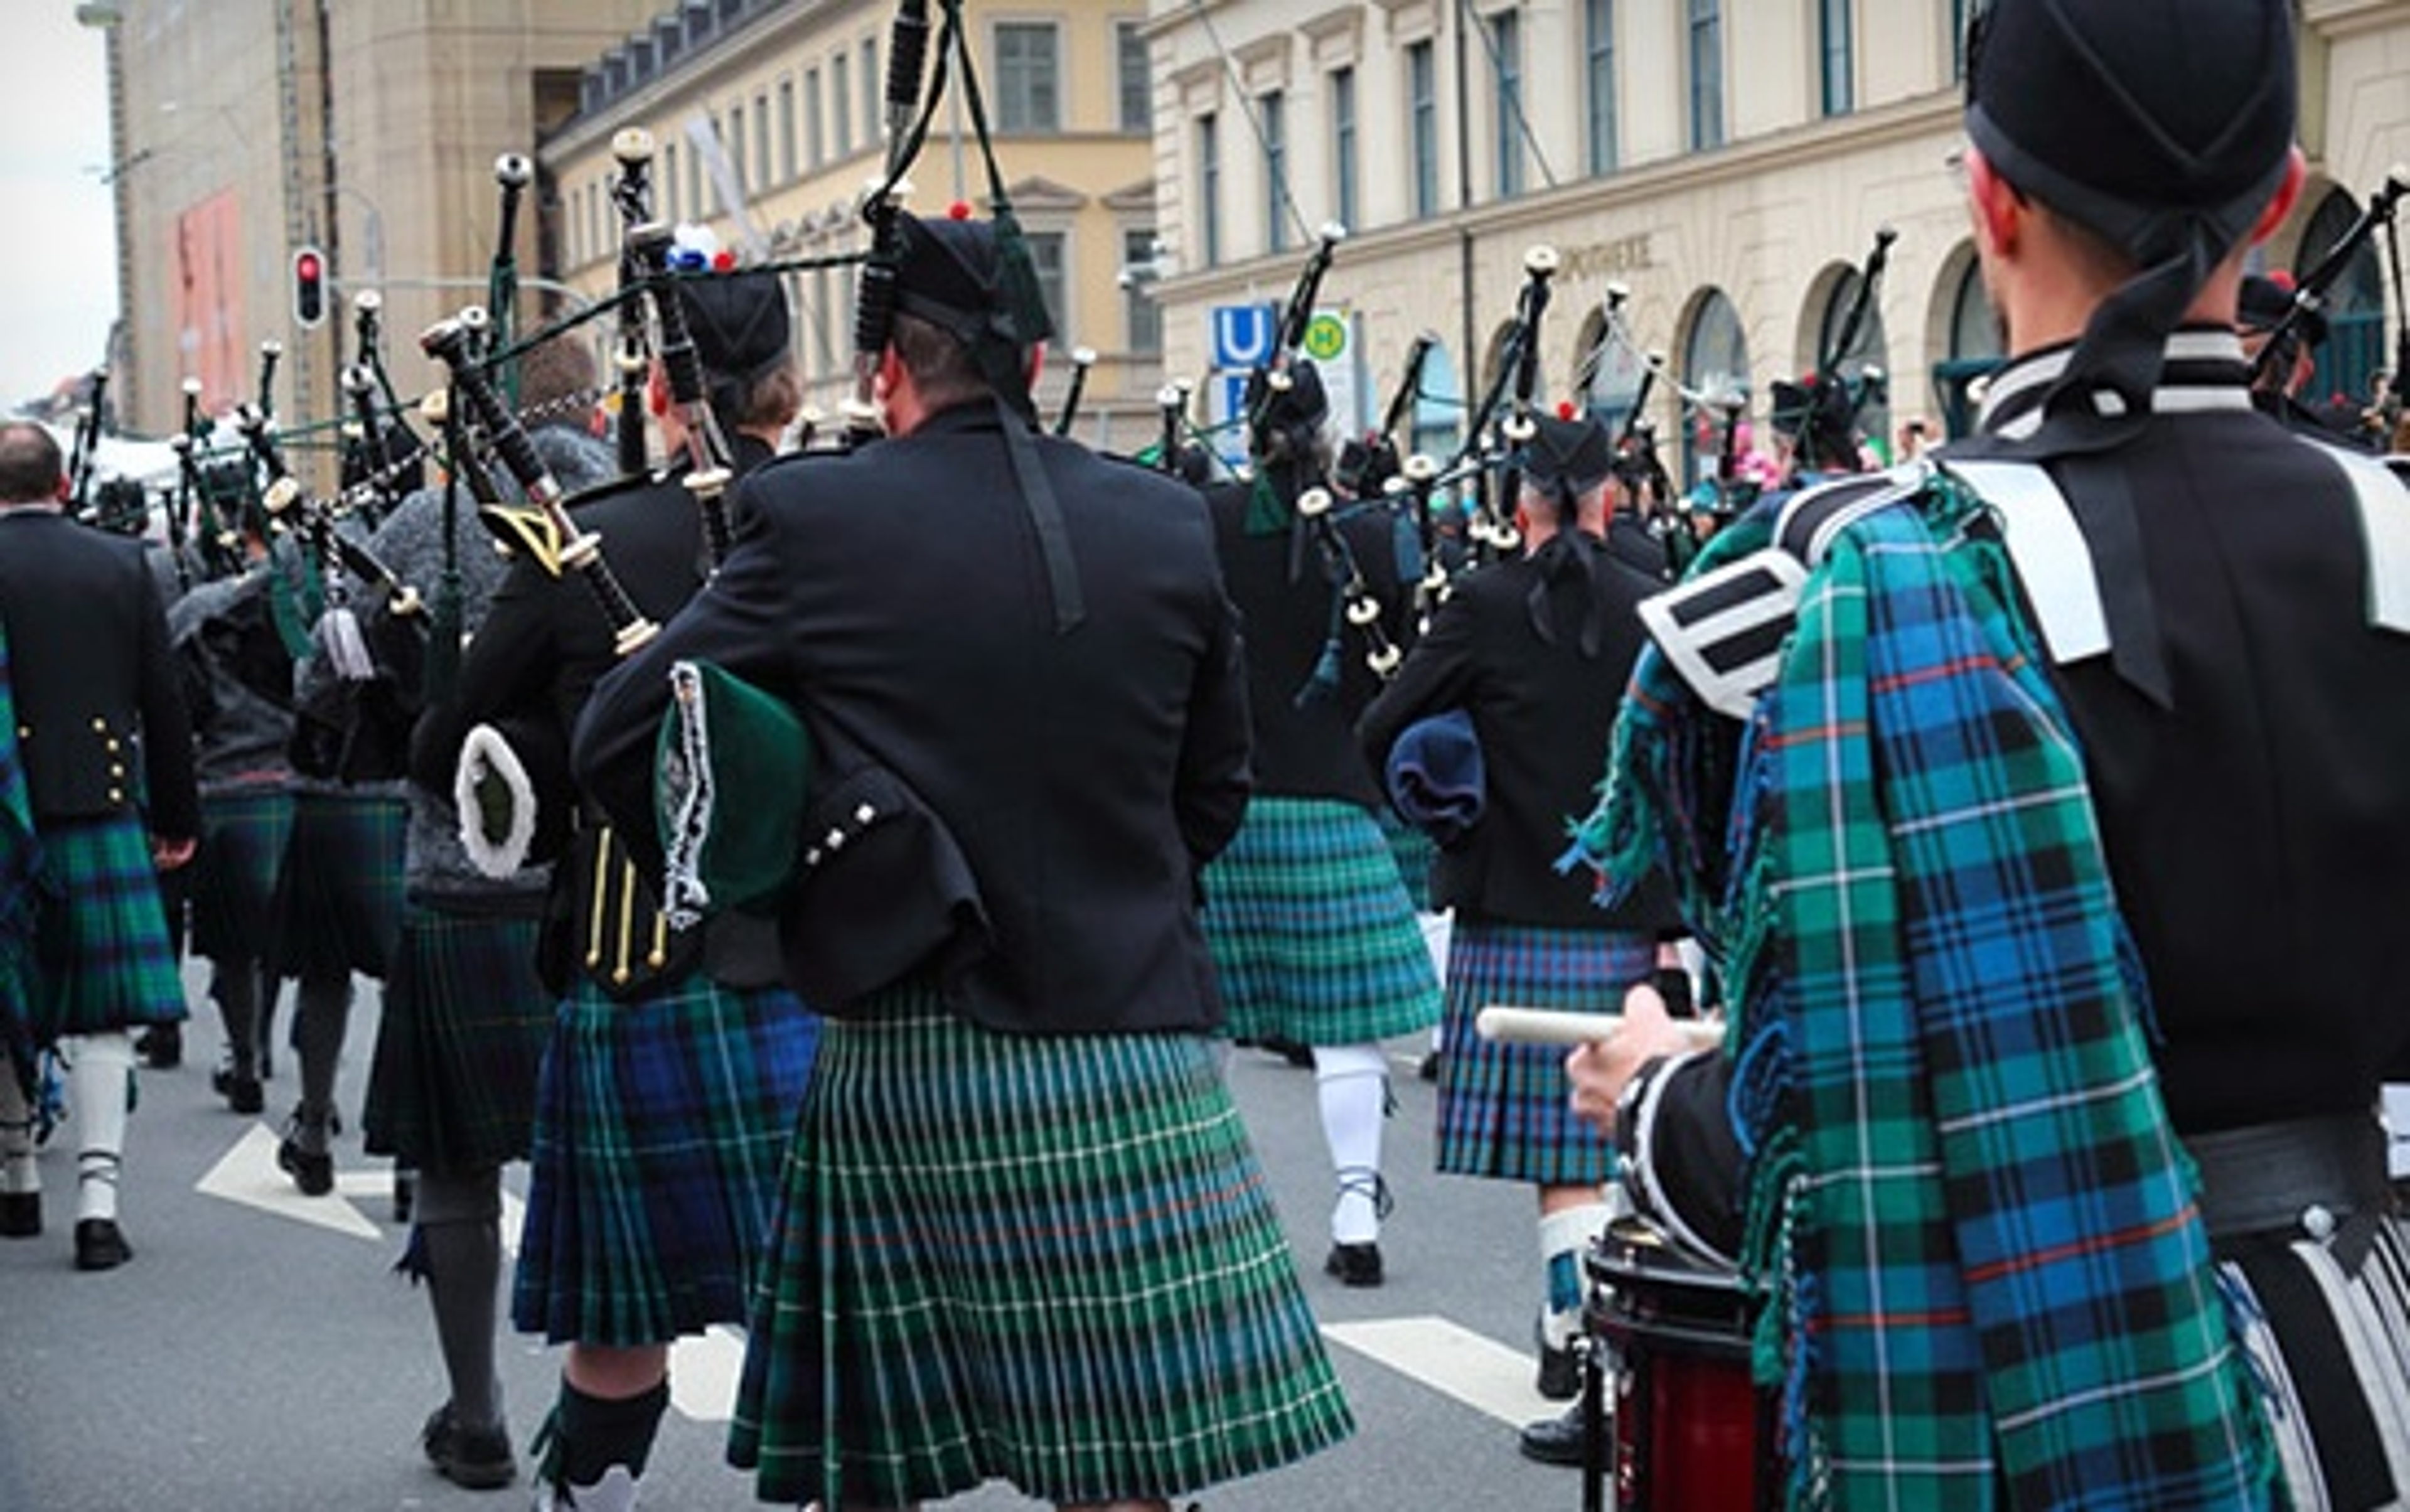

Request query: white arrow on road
[{"left": 195, "top": 1122, "right": 385, "bottom": 1239}]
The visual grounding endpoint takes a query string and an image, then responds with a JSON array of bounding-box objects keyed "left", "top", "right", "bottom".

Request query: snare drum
[{"left": 1585, "top": 1216, "right": 1773, "bottom": 1511}]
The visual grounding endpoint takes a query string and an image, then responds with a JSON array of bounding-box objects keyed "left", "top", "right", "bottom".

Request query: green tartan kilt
[
  {"left": 1201, "top": 796, "right": 1442, "bottom": 1045},
  {"left": 272, "top": 787, "right": 405, "bottom": 981},
  {"left": 361, "top": 891, "right": 550, "bottom": 1174},
  {"left": 511, "top": 973, "right": 818, "bottom": 1348},
  {"left": 190, "top": 786, "right": 294, "bottom": 963},
  {"left": 26, "top": 813, "right": 188, "bottom": 1041},
  {"left": 729, "top": 995, "right": 1356, "bottom": 1508}
]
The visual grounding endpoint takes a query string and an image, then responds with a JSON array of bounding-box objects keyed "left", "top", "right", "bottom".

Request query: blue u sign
[{"left": 1209, "top": 303, "right": 1278, "bottom": 369}]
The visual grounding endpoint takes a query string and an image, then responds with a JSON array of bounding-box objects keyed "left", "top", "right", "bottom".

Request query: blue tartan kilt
[
  {"left": 1375, "top": 805, "right": 1440, "bottom": 913},
  {"left": 729, "top": 994, "right": 1354, "bottom": 1509},
  {"left": 511, "top": 972, "right": 818, "bottom": 1348},
  {"left": 273, "top": 787, "right": 405, "bottom": 981},
  {"left": 362, "top": 892, "right": 550, "bottom": 1174},
  {"left": 1201, "top": 796, "right": 1441, "bottom": 1046},
  {"left": 190, "top": 786, "right": 294, "bottom": 963},
  {"left": 1435, "top": 920, "right": 1656, "bottom": 1185},
  {"left": 26, "top": 813, "right": 188, "bottom": 1041}
]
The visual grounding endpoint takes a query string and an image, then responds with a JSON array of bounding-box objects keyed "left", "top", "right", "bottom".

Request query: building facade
[
  {"left": 1143, "top": 0, "right": 2410, "bottom": 481},
  {"left": 94, "top": 0, "right": 661, "bottom": 441},
  {"left": 540, "top": 0, "right": 1164, "bottom": 445}
]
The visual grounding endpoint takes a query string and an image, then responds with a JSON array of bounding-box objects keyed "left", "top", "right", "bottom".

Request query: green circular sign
[{"left": 1302, "top": 313, "right": 1348, "bottom": 362}]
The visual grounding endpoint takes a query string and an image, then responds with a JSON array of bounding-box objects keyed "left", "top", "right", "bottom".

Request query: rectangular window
[
  {"left": 1820, "top": 0, "right": 1853, "bottom": 115},
  {"left": 995, "top": 22, "right": 1061, "bottom": 132},
  {"left": 1262, "top": 90, "right": 1288, "bottom": 254},
  {"left": 863, "top": 39, "right": 880, "bottom": 147},
  {"left": 778, "top": 78, "right": 796, "bottom": 183},
  {"left": 811, "top": 264, "right": 833, "bottom": 377},
  {"left": 1026, "top": 230, "right": 1066, "bottom": 349},
  {"left": 1124, "top": 228, "right": 1162, "bottom": 353},
  {"left": 1408, "top": 41, "right": 1439, "bottom": 218},
  {"left": 1492, "top": 9, "right": 1523, "bottom": 199},
  {"left": 1117, "top": 21, "right": 1150, "bottom": 133},
  {"left": 755, "top": 93, "right": 771, "bottom": 191},
  {"left": 687, "top": 134, "right": 704, "bottom": 218},
  {"left": 1585, "top": 0, "right": 1618, "bottom": 174},
  {"left": 833, "top": 51, "right": 853, "bottom": 157},
  {"left": 1331, "top": 67, "right": 1358, "bottom": 233},
  {"left": 663, "top": 140, "right": 681, "bottom": 222},
  {"left": 729, "top": 104, "right": 746, "bottom": 193},
  {"left": 1949, "top": 0, "right": 1970, "bottom": 82},
  {"left": 1688, "top": 0, "right": 1723, "bottom": 151},
  {"left": 805, "top": 68, "right": 825, "bottom": 168},
  {"left": 1198, "top": 112, "right": 1221, "bottom": 266}
]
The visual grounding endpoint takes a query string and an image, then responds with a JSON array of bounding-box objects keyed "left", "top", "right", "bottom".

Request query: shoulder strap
[{"left": 2310, "top": 439, "right": 2410, "bottom": 635}]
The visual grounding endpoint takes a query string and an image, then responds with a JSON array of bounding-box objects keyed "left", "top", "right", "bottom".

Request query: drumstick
[{"left": 1475, "top": 1005, "right": 1724, "bottom": 1050}]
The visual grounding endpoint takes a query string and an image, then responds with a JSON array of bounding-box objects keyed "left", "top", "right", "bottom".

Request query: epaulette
[
  {"left": 2306, "top": 439, "right": 2410, "bottom": 635},
  {"left": 1637, "top": 466, "right": 1924, "bottom": 718}
]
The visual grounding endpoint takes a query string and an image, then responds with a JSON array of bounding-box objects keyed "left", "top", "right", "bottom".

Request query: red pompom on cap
[
  {"left": 1555, "top": 399, "right": 1577, "bottom": 420},
  {"left": 712, "top": 249, "right": 737, "bottom": 272},
  {"left": 947, "top": 199, "right": 972, "bottom": 221}
]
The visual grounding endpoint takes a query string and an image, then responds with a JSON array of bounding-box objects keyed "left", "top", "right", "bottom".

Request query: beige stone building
[
  {"left": 1143, "top": 0, "right": 2410, "bottom": 483},
  {"left": 540, "top": 0, "right": 1164, "bottom": 445},
  {"left": 92, "top": 0, "right": 661, "bottom": 441}
]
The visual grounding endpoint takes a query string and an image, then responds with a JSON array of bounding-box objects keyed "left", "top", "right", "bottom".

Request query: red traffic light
[{"left": 291, "top": 244, "right": 328, "bottom": 328}]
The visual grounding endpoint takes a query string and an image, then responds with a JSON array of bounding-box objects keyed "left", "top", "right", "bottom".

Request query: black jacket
[
  {"left": 0, "top": 508, "right": 197, "bottom": 839},
  {"left": 1359, "top": 532, "right": 1676, "bottom": 932},
  {"left": 574, "top": 402, "right": 1251, "bottom": 1036},
  {"left": 1204, "top": 466, "right": 1415, "bottom": 806}
]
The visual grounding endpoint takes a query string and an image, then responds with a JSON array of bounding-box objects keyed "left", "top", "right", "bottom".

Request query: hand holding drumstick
[{"left": 1474, "top": 984, "right": 1718, "bottom": 1137}]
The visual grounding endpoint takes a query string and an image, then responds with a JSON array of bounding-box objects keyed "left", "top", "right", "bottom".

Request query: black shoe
[
  {"left": 1418, "top": 1048, "right": 1442, "bottom": 1083},
  {"left": 211, "top": 1065, "right": 265, "bottom": 1116},
  {"left": 1517, "top": 1403, "right": 1599, "bottom": 1468},
  {"left": 392, "top": 1168, "right": 415, "bottom": 1224},
  {"left": 0, "top": 1190, "right": 38, "bottom": 1238},
  {"left": 422, "top": 1403, "right": 517, "bottom": 1490},
  {"left": 73, "top": 1218, "right": 131, "bottom": 1272},
  {"left": 1323, "top": 1241, "right": 1383, "bottom": 1287},
  {"left": 278, "top": 1131, "right": 334, "bottom": 1197},
  {"left": 1536, "top": 1337, "right": 1581, "bottom": 1402},
  {"left": 1262, "top": 1035, "right": 1317, "bottom": 1068},
  {"left": 136, "top": 1024, "right": 183, "bottom": 1070}
]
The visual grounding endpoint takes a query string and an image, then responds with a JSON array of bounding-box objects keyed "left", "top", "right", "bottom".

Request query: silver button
[
  {"left": 854, "top": 802, "right": 876, "bottom": 824},
  {"left": 2301, "top": 1204, "right": 2337, "bottom": 1241}
]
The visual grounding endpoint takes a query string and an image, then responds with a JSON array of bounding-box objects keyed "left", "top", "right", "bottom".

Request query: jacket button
[
  {"left": 91, "top": 717, "right": 107, "bottom": 734},
  {"left": 107, "top": 788, "right": 124, "bottom": 804},
  {"left": 14, "top": 726, "right": 25, "bottom": 740},
  {"left": 854, "top": 802, "right": 876, "bottom": 824},
  {"left": 105, "top": 737, "right": 122, "bottom": 753},
  {"left": 824, "top": 828, "right": 846, "bottom": 851},
  {"left": 108, "top": 763, "right": 125, "bottom": 779}
]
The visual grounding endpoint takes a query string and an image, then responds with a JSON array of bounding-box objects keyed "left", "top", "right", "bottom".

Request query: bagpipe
[
  {"left": 2251, "top": 164, "right": 2410, "bottom": 454},
  {"left": 1767, "top": 224, "right": 1897, "bottom": 478}
]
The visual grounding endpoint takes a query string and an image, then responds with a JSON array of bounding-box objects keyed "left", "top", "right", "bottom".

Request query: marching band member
[
  {"left": 1198, "top": 356, "right": 1442, "bottom": 1288},
  {"left": 413, "top": 262, "right": 817, "bottom": 1512},
  {"left": 0, "top": 420, "right": 198, "bottom": 1272},
  {"left": 573, "top": 207, "right": 1354, "bottom": 1512},
  {"left": 1570, "top": 1, "right": 2410, "bottom": 1503},
  {"left": 1358, "top": 412, "right": 1676, "bottom": 1461},
  {"left": 357, "top": 332, "right": 615, "bottom": 1491}
]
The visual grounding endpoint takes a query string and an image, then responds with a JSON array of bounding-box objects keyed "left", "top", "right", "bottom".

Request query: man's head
[
  {"left": 518, "top": 331, "right": 600, "bottom": 426},
  {"left": 2237, "top": 271, "right": 2322, "bottom": 396},
  {"left": 882, "top": 210, "right": 1047, "bottom": 429},
  {"left": 0, "top": 423, "right": 65, "bottom": 506},
  {"left": 660, "top": 268, "right": 800, "bottom": 439},
  {"left": 1244, "top": 359, "right": 1331, "bottom": 472},
  {"left": 1961, "top": 0, "right": 2303, "bottom": 387},
  {"left": 1514, "top": 411, "right": 1614, "bottom": 542}
]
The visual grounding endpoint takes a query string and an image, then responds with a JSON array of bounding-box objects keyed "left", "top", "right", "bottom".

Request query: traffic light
[{"left": 291, "top": 244, "right": 328, "bottom": 328}]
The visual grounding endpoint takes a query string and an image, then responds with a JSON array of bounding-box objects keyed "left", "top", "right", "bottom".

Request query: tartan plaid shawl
[
  {"left": 0, "top": 618, "right": 53, "bottom": 1090},
  {"left": 1566, "top": 482, "right": 2278, "bottom": 1509}
]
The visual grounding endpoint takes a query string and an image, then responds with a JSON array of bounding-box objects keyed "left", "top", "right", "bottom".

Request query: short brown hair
[{"left": 0, "top": 422, "right": 63, "bottom": 504}]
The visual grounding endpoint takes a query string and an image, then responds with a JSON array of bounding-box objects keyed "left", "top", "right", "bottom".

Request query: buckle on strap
[{"left": 2185, "top": 1113, "right": 2394, "bottom": 1241}]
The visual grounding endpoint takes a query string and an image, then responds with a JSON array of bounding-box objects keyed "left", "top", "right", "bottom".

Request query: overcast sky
[{"left": 0, "top": 6, "right": 118, "bottom": 414}]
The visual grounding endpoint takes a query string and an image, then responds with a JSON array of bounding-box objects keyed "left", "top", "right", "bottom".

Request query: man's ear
[
  {"left": 2248, "top": 146, "right": 2308, "bottom": 249},
  {"left": 1966, "top": 147, "right": 2024, "bottom": 260}
]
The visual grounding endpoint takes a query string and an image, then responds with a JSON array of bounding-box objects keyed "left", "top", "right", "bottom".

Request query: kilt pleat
[
  {"left": 1375, "top": 805, "right": 1439, "bottom": 913},
  {"left": 190, "top": 786, "right": 294, "bottom": 963},
  {"left": 1435, "top": 921, "right": 1656, "bottom": 1185},
  {"left": 729, "top": 997, "right": 1354, "bottom": 1508},
  {"left": 511, "top": 975, "right": 817, "bottom": 1348},
  {"left": 2223, "top": 1213, "right": 2410, "bottom": 1510},
  {"left": 272, "top": 788, "right": 405, "bottom": 980},
  {"left": 1202, "top": 796, "right": 1441, "bottom": 1045},
  {"left": 362, "top": 895, "right": 550, "bottom": 1173},
  {"left": 25, "top": 813, "right": 186, "bottom": 1041}
]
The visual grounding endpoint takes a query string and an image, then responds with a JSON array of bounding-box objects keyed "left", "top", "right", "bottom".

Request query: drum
[{"left": 1585, "top": 1216, "right": 1772, "bottom": 1511}]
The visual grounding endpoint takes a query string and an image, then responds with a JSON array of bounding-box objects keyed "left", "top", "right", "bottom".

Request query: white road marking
[
  {"left": 1321, "top": 1314, "right": 1563, "bottom": 1427},
  {"left": 194, "top": 1123, "right": 382, "bottom": 1240}
]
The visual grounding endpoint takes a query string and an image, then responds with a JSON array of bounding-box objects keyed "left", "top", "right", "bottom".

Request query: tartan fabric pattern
[
  {"left": 2224, "top": 1214, "right": 2410, "bottom": 1510},
  {"left": 361, "top": 896, "right": 549, "bottom": 1174},
  {"left": 728, "top": 994, "right": 1354, "bottom": 1508},
  {"left": 189, "top": 785, "right": 293, "bottom": 962},
  {"left": 511, "top": 973, "right": 816, "bottom": 1348},
  {"left": 24, "top": 813, "right": 187, "bottom": 1041},
  {"left": 1202, "top": 796, "right": 1442, "bottom": 1044},
  {"left": 1435, "top": 921, "right": 1655, "bottom": 1184},
  {"left": 0, "top": 619, "right": 50, "bottom": 1072},
  {"left": 272, "top": 786, "right": 405, "bottom": 981},
  {"left": 1578, "top": 486, "right": 2276, "bottom": 1509},
  {"left": 1376, "top": 805, "right": 1439, "bottom": 912}
]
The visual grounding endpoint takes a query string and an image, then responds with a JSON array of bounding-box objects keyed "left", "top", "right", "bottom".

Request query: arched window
[
  {"left": 1816, "top": 267, "right": 1890, "bottom": 459},
  {"left": 1578, "top": 306, "right": 1648, "bottom": 444},
  {"left": 1681, "top": 288, "right": 1747, "bottom": 486},
  {"left": 1411, "top": 340, "right": 1462, "bottom": 464},
  {"left": 2296, "top": 188, "right": 2387, "bottom": 411},
  {"left": 1931, "top": 254, "right": 2003, "bottom": 438}
]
